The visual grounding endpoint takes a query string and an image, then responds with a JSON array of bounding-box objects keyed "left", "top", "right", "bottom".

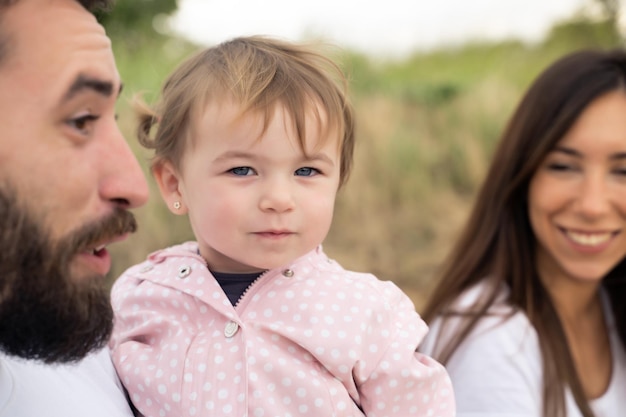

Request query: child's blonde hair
[{"left": 137, "top": 35, "right": 355, "bottom": 187}]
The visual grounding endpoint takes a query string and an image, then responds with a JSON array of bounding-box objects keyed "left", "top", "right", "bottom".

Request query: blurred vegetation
[
  {"left": 97, "top": 0, "right": 177, "bottom": 38},
  {"left": 104, "top": 2, "right": 624, "bottom": 309}
]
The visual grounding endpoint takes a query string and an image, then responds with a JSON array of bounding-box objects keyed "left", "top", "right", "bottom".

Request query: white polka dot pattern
[{"left": 110, "top": 242, "right": 455, "bottom": 416}]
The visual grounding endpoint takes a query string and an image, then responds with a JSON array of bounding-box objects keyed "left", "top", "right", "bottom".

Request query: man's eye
[
  {"left": 295, "top": 167, "right": 320, "bottom": 177},
  {"left": 67, "top": 114, "right": 99, "bottom": 135},
  {"left": 228, "top": 167, "right": 256, "bottom": 176}
]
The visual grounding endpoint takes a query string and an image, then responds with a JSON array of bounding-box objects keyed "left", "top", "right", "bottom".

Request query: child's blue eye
[
  {"left": 295, "top": 167, "right": 319, "bottom": 177},
  {"left": 229, "top": 167, "right": 255, "bottom": 176}
]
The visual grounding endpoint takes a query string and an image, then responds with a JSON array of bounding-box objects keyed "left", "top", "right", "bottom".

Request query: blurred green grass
[{"left": 107, "top": 17, "right": 622, "bottom": 309}]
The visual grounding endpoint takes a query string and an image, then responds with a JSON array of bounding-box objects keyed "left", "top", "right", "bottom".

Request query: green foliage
[
  {"left": 111, "top": 33, "right": 197, "bottom": 100},
  {"left": 545, "top": 17, "right": 622, "bottom": 50},
  {"left": 97, "top": 0, "right": 178, "bottom": 38},
  {"left": 342, "top": 52, "right": 382, "bottom": 94}
]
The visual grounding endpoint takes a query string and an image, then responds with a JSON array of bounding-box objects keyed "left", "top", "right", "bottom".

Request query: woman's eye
[
  {"left": 546, "top": 162, "right": 574, "bottom": 172},
  {"left": 295, "top": 167, "right": 320, "bottom": 177},
  {"left": 228, "top": 166, "right": 255, "bottom": 176},
  {"left": 67, "top": 114, "right": 99, "bottom": 135},
  {"left": 613, "top": 167, "right": 626, "bottom": 176}
]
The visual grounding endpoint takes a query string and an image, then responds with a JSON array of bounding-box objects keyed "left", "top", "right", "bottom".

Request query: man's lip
[
  {"left": 81, "top": 233, "right": 130, "bottom": 255},
  {"left": 74, "top": 248, "right": 111, "bottom": 277},
  {"left": 75, "top": 233, "right": 131, "bottom": 277}
]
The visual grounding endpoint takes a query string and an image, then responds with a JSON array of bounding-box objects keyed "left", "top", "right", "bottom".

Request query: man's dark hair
[{"left": 77, "top": 0, "right": 114, "bottom": 12}]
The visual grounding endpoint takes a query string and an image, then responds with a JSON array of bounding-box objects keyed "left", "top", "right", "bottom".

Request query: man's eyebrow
[{"left": 61, "top": 74, "right": 122, "bottom": 103}]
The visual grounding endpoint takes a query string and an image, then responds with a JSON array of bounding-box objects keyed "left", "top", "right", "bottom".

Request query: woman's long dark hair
[{"left": 422, "top": 49, "right": 626, "bottom": 417}]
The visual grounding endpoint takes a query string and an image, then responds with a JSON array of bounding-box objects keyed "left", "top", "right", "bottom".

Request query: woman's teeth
[{"left": 566, "top": 231, "right": 612, "bottom": 246}]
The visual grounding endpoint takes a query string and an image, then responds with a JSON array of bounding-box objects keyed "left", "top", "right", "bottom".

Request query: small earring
[{"left": 173, "top": 201, "right": 181, "bottom": 210}]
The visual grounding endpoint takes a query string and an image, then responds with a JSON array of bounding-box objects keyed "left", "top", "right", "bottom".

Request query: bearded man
[{"left": 0, "top": 0, "right": 148, "bottom": 415}]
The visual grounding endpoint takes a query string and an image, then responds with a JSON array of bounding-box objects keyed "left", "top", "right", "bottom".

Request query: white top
[
  {"left": 419, "top": 283, "right": 626, "bottom": 417},
  {"left": 0, "top": 348, "right": 134, "bottom": 417}
]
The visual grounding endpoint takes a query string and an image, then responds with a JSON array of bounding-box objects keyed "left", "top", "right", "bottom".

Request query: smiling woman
[
  {"left": 419, "top": 49, "right": 626, "bottom": 417},
  {"left": 529, "top": 90, "right": 626, "bottom": 289}
]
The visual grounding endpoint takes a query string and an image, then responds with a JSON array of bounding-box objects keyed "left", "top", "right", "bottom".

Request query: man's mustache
[{"left": 54, "top": 208, "right": 138, "bottom": 266}]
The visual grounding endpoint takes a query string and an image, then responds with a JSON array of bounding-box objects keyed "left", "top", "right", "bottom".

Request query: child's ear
[{"left": 153, "top": 161, "right": 188, "bottom": 215}]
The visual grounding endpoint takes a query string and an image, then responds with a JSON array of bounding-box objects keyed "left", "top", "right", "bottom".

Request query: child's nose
[{"left": 258, "top": 180, "right": 296, "bottom": 213}]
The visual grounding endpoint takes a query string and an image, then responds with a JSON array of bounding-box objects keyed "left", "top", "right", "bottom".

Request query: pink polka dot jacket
[{"left": 110, "top": 242, "right": 455, "bottom": 417}]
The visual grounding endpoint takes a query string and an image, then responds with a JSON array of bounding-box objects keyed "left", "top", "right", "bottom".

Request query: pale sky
[{"left": 169, "top": 0, "right": 595, "bottom": 58}]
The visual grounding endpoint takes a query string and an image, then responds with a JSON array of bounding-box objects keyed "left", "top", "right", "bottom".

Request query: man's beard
[{"left": 0, "top": 186, "right": 137, "bottom": 363}]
